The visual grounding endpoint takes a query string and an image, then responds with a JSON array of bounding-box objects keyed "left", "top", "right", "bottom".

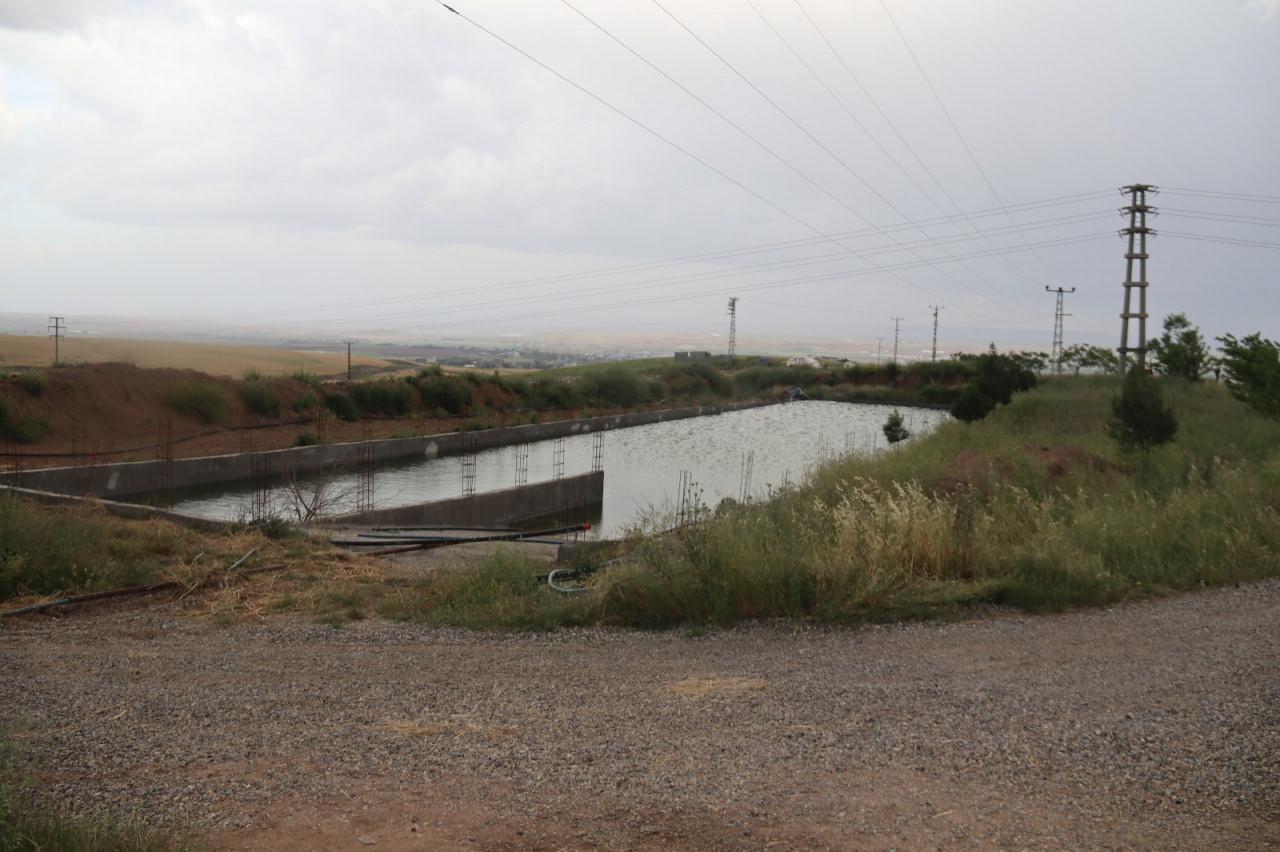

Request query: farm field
[{"left": 0, "top": 334, "right": 394, "bottom": 378}]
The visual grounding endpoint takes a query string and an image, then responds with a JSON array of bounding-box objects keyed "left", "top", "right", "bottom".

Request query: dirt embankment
[
  {"left": 0, "top": 362, "right": 721, "bottom": 465},
  {"left": 0, "top": 363, "right": 329, "bottom": 460}
]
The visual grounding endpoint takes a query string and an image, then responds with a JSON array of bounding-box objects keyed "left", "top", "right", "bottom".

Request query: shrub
[
  {"left": 242, "top": 380, "right": 282, "bottom": 419},
  {"left": 882, "top": 410, "right": 909, "bottom": 444},
  {"left": 6, "top": 415, "right": 49, "bottom": 445},
  {"left": 19, "top": 372, "right": 46, "bottom": 396},
  {"left": 291, "top": 391, "right": 318, "bottom": 413},
  {"left": 1107, "top": 370, "right": 1178, "bottom": 452},
  {"left": 662, "top": 362, "right": 732, "bottom": 399},
  {"left": 289, "top": 369, "right": 320, "bottom": 386},
  {"left": 918, "top": 383, "right": 953, "bottom": 405},
  {"left": 243, "top": 368, "right": 265, "bottom": 382},
  {"left": 324, "top": 392, "right": 358, "bottom": 422},
  {"left": 582, "top": 367, "right": 648, "bottom": 407},
  {"left": 165, "top": 381, "right": 231, "bottom": 424},
  {"left": 418, "top": 376, "right": 471, "bottom": 415},
  {"left": 522, "top": 378, "right": 581, "bottom": 411},
  {"left": 295, "top": 430, "right": 319, "bottom": 446},
  {"left": 349, "top": 381, "right": 413, "bottom": 417},
  {"left": 950, "top": 385, "right": 994, "bottom": 423}
]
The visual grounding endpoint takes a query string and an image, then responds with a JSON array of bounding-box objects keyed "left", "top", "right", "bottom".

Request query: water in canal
[{"left": 160, "top": 402, "right": 947, "bottom": 536}]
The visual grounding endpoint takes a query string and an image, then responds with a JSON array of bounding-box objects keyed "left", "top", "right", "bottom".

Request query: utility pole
[
  {"left": 1119, "top": 183, "right": 1157, "bottom": 372},
  {"left": 875, "top": 337, "right": 884, "bottom": 366},
  {"left": 726, "top": 297, "right": 738, "bottom": 359},
  {"left": 48, "top": 317, "right": 65, "bottom": 365},
  {"left": 345, "top": 340, "right": 353, "bottom": 381},
  {"left": 929, "top": 306, "right": 942, "bottom": 362},
  {"left": 890, "top": 317, "right": 903, "bottom": 365},
  {"left": 1045, "top": 286, "right": 1075, "bottom": 373}
]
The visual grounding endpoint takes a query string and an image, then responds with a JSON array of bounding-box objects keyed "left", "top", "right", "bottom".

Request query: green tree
[
  {"left": 1217, "top": 333, "right": 1280, "bottom": 417},
  {"left": 1106, "top": 369, "right": 1177, "bottom": 452},
  {"left": 1149, "top": 313, "right": 1210, "bottom": 381},
  {"left": 1062, "top": 344, "right": 1119, "bottom": 375},
  {"left": 882, "top": 410, "right": 910, "bottom": 444}
]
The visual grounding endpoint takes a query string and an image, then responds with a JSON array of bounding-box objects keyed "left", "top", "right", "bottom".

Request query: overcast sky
[{"left": 1, "top": 0, "right": 1277, "bottom": 352}]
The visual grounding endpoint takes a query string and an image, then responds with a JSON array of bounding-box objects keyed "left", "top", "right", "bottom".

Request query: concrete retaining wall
[
  {"left": 0, "top": 400, "right": 773, "bottom": 499},
  {"left": 324, "top": 470, "right": 604, "bottom": 529}
]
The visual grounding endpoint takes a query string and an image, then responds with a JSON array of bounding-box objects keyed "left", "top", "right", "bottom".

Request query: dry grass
[
  {"left": 0, "top": 334, "right": 391, "bottom": 378},
  {"left": 662, "top": 677, "right": 767, "bottom": 698}
]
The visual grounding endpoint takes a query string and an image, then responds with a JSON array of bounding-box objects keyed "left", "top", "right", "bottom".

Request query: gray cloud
[{"left": 0, "top": 0, "right": 1277, "bottom": 346}]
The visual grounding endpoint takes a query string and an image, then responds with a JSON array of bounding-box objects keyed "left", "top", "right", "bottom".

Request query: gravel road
[{"left": 1, "top": 581, "right": 1277, "bottom": 850}]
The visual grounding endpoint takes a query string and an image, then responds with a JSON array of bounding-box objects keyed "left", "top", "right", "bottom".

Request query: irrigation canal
[{"left": 156, "top": 401, "right": 947, "bottom": 537}]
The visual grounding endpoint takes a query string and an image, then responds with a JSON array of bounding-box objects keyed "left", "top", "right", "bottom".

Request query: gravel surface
[{"left": 1, "top": 581, "right": 1277, "bottom": 850}]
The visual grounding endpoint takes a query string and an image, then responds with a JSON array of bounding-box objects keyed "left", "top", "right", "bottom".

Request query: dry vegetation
[{"left": 0, "top": 334, "right": 390, "bottom": 378}]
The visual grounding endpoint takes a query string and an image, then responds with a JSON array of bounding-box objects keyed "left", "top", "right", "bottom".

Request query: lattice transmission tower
[
  {"left": 1118, "top": 183, "right": 1157, "bottom": 372},
  {"left": 727, "top": 297, "right": 739, "bottom": 358},
  {"left": 1045, "top": 287, "right": 1075, "bottom": 373}
]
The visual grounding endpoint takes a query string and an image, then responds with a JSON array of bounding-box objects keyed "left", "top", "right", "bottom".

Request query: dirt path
[{"left": 2, "top": 582, "right": 1277, "bottom": 850}]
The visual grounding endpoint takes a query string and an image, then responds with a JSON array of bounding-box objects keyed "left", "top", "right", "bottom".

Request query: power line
[
  {"left": 275, "top": 215, "right": 1112, "bottom": 330},
  {"left": 1160, "top": 187, "right": 1280, "bottom": 205},
  {"left": 743, "top": 0, "right": 1015, "bottom": 299},
  {"left": 876, "top": 0, "right": 1058, "bottom": 285},
  {"left": 273, "top": 189, "right": 1114, "bottom": 320},
  {"left": 286, "top": 232, "right": 1114, "bottom": 334},
  {"left": 1162, "top": 231, "right": 1280, "bottom": 250},
  {"left": 436, "top": 0, "right": 945, "bottom": 306},
  {"left": 1160, "top": 208, "right": 1280, "bottom": 228},
  {"left": 644, "top": 0, "right": 997, "bottom": 301},
  {"left": 790, "top": 0, "right": 1045, "bottom": 290}
]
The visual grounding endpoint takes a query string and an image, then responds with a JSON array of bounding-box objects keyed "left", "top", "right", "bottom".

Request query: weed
[{"left": 295, "top": 431, "right": 319, "bottom": 447}]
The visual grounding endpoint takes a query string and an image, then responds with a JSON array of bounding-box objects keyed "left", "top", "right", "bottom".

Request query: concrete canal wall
[
  {"left": 323, "top": 471, "right": 603, "bottom": 529},
  {"left": 0, "top": 400, "right": 773, "bottom": 499}
]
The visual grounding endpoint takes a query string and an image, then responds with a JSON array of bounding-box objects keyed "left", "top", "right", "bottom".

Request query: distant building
[
  {"left": 785, "top": 356, "right": 821, "bottom": 368},
  {"left": 675, "top": 350, "right": 711, "bottom": 360}
]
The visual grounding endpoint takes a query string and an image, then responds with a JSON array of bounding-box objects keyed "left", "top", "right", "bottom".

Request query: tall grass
[
  {"left": 389, "top": 376, "right": 1280, "bottom": 630},
  {"left": 0, "top": 500, "right": 206, "bottom": 600}
]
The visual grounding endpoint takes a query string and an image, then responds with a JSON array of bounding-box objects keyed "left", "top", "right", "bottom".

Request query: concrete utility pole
[
  {"left": 1118, "top": 183, "right": 1156, "bottom": 372},
  {"left": 48, "top": 316, "right": 65, "bottom": 365},
  {"left": 875, "top": 337, "right": 884, "bottom": 366},
  {"left": 890, "top": 317, "right": 903, "bottom": 365},
  {"left": 929, "top": 306, "right": 942, "bottom": 362},
  {"left": 345, "top": 340, "right": 353, "bottom": 381},
  {"left": 727, "top": 297, "right": 738, "bottom": 358},
  {"left": 1045, "top": 287, "right": 1075, "bottom": 373}
]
